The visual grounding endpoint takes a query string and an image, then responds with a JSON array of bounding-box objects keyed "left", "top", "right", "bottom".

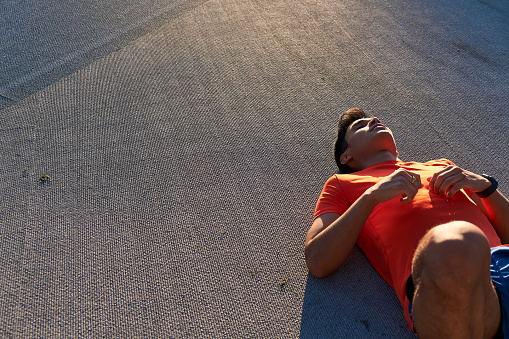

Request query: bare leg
[{"left": 411, "top": 221, "right": 501, "bottom": 338}]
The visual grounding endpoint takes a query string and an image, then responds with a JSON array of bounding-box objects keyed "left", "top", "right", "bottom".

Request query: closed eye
[{"left": 352, "top": 119, "right": 369, "bottom": 130}]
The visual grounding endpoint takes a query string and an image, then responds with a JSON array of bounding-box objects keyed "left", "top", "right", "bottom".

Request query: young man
[{"left": 305, "top": 108, "right": 509, "bottom": 338}]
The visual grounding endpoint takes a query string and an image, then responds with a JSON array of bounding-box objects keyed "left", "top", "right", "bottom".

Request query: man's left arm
[
  {"left": 471, "top": 191, "right": 509, "bottom": 243},
  {"left": 429, "top": 165, "right": 509, "bottom": 243}
]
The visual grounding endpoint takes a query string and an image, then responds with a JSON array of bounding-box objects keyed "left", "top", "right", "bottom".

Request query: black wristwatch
[{"left": 476, "top": 174, "right": 498, "bottom": 198}]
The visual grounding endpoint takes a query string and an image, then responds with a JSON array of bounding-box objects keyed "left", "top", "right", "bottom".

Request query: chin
[
  {"left": 375, "top": 133, "right": 397, "bottom": 151},
  {"left": 375, "top": 130, "right": 395, "bottom": 141}
]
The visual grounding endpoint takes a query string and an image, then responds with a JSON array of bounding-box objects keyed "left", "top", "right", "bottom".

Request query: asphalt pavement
[{"left": 1, "top": 0, "right": 508, "bottom": 337}]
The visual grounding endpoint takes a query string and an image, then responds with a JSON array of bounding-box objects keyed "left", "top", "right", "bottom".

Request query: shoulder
[
  {"left": 321, "top": 174, "right": 344, "bottom": 191},
  {"left": 314, "top": 174, "right": 350, "bottom": 219},
  {"left": 324, "top": 174, "right": 341, "bottom": 185},
  {"left": 323, "top": 173, "right": 358, "bottom": 188},
  {"left": 317, "top": 173, "right": 357, "bottom": 200}
]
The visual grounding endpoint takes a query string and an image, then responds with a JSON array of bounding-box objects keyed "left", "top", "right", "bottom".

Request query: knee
[{"left": 412, "top": 221, "right": 491, "bottom": 291}]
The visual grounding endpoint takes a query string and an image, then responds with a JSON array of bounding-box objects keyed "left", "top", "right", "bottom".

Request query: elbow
[
  {"left": 304, "top": 245, "right": 331, "bottom": 279},
  {"left": 308, "top": 267, "right": 330, "bottom": 279}
]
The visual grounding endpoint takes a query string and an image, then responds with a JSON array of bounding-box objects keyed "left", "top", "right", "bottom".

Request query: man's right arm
[
  {"left": 304, "top": 195, "right": 378, "bottom": 278},
  {"left": 305, "top": 168, "right": 422, "bottom": 279}
]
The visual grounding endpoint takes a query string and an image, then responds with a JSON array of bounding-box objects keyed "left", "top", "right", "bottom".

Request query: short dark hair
[{"left": 333, "top": 108, "right": 372, "bottom": 173}]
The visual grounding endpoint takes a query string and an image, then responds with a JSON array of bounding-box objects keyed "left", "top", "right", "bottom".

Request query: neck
[{"left": 358, "top": 150, "right": 399, "bottom": 170}]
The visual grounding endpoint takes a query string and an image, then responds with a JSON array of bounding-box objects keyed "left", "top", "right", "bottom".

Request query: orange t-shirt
[{"left": 313, "top": 159, "right": 501, "bottom": 329}]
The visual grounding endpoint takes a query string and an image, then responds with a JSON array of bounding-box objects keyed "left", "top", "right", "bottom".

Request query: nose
[{"left": 369, "top": 117, "right": 381, "bottom": 126}]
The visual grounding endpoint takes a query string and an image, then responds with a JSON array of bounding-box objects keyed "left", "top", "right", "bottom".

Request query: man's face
[{"left": 341, "top": 117, "right": 397, "bottom": 168}]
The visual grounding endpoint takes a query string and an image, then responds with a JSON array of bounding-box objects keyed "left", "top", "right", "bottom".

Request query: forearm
[
  {"left": 305, "top": 193, "right": 378, "bottom": 278},
  {"left": 481, "top": 190, "right": 509, "bottom": 244}
]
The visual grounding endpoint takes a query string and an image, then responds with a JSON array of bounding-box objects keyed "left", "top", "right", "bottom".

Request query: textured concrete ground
[{"left": 1, "top": 0, "right": 508, "bottom": 337}]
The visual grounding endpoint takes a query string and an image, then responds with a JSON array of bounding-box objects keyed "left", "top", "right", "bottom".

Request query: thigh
[{"left": 410, "top": 222, "right": 501, "bottom": 337}]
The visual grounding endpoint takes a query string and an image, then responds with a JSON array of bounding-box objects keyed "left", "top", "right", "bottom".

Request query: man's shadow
[{"left": 299, "top": 246, "right": 415, "bottom": 338}]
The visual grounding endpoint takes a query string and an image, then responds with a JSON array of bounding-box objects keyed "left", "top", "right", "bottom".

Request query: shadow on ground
[{"left": 300, "top": 247, "right": 415, "bottom": 338}]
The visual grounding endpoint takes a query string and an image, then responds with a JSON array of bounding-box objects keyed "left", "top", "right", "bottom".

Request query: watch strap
[{"left": 476, "top": 174, "right": 498, "bottom": 198}]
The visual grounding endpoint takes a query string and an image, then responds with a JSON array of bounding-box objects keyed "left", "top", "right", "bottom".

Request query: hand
[
  {"left": 427, "top": 165, "right": 491, "bottom": 198},
  {"left": 365, "top": 168, "right": 423, "bottom": 204}
]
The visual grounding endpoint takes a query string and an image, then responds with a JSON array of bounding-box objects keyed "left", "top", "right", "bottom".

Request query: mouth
[{"left": 369, "top": 123, "right": 386, "bottom": 132}]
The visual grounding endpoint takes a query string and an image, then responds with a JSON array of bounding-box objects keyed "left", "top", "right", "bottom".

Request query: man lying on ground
[{"left": 305, "top": 107, "right": 509, "bottom": 338}]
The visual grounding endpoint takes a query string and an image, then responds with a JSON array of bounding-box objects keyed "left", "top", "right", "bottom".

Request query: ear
[{"left": 340, "top": 152, "right": 352, "bottom": 165}]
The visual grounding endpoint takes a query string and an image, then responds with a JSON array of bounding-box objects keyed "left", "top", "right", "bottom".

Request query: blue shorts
[
  {"left": 490, "top": 246, "right": 509, "bottom": 337},
  {"left": 405, "top": 245, "right": 509, "bottom": 337}
]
